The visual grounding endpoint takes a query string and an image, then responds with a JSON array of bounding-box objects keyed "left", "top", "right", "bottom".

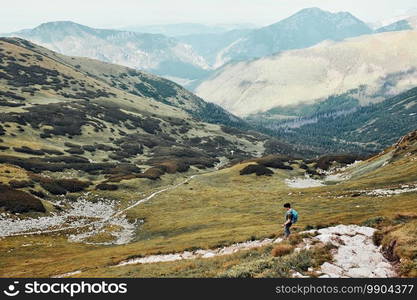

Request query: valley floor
[{"left": 1, "top": 150, "right": 417, "bottom": 278}]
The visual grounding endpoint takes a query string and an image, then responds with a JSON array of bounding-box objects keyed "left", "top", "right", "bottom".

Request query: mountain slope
[
  {"left": 121, "top": 23, "right": 254, "bottom": 37},
  {"left": 177, "top": 29, "right": 252, "bottom": 66},
  {"left": 254, "top": 87, "right": 417, "bottom": 155},
  {"left": 196, "top": 30, "right": 417, "bottom": 117},
  {"left": 33, "top": 44, "right": 249, "bottom": 129},
  {"left": 3, "top": 125, "right": 417, "bottom": 277},
  {"left": 3, "top": 21, "right": 210, "bottom": 83},
  {"left": 376, "top": 16, "right": 417, "bottom": 33},
  {"left": 0, "top": 37, "right": 307, "bottom": 188},
  {"left": 215, "top": 7, "right": 372, "bottom": 67}
]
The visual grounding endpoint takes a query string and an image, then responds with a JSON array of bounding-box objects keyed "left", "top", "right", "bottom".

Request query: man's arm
[{"left": 282, "top": 211, "right": 292, "bottom": 226}]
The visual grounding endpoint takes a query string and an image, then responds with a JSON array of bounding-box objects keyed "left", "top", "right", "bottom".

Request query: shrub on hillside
[
  {"left": 219, "top": 258, "right": 275, "bottom": 278},
  {"left": 96, "top": 183, "right": 118, "bottom": 191},
  {"left": 148, "top": 156, "right": 217, "bottom": 171},
  {"left": 82, "top": 145, "right": 96, "bottom": 152},
  {"left": 155, "top": 160, "right": 190, "bottom": 174},
  {"left": 316, "top": 154, "right": 361, "bottom": 170},
  {"left": 288, "top": 234, "right": 303, "bottom": 246},
  {"left": 40, "top": 148, "right": 64, "bottom": 155},
  {"left": 105, "top": 174, "right": 139, "bottom": 183},
  {"left": 29, "top": 174, "right": 90, "bottom": 194},
  {"left": 0, "top": 155, "right": 116, "bottom": 174},
  {"left": 256, "top": 155, "right": 288, "bottom": 166},
  {"left": 29, "top": 189, "right": 46, "bottom": 199},
  {"left": 138, "top": 167, "right": 165, "bottom": 180},
  {"left": 0, "top": 184, "right": 45, "bottom": 213},
  {"left": 40, "top": 182, "right": 67, "bottom": 195},
  {"left": 106, "top": 164, "right": 141, "bottom": 175},
  {"left": 64, "top": 142, "right": 81, "bottom": 148},
  {"left": 240, "top": 164, "right": 273, "bottom": 176},
  {"left": 55, "top": 179, "right": 90, "bottom": 193},
  {"left": 13, "top": 146, "right": 45, "bottom": 156},
  {"left": 65, "top": 147, "right": 85, "bottom": 155},
  {"left": 9, "top": 180, "right": 34, "bottom": 189},
  {"left": 119, "top": 142, "right": 143, "bottom": 156}
]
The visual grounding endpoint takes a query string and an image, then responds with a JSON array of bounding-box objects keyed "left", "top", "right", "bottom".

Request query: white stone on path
[
  {"left": 346, "top": 267, "right": 374, "bottom": 278},
  {"left": 316, "top": 225, "right": 396, "bottom": 278},
  {"left": 321, "top": 262, "right": 344, "bottom": 277}
]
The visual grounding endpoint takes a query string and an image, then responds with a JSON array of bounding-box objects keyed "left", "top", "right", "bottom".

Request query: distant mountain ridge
[
  {"left": 3, "top": 8, "right": 414, "bottom": 90},
  {"left": 121, "top": 23, "right": 255, "bottom": 37},
  {"left": 4, "top": 21, "right": 210, "bottom": 84},
  {"left": 196, "top": 30, "right": 417, "bottom": 117},
  {"left": 214, "top": 7, "right": 373, "bottom": 67},
  {"left": 1, "top": 8, "right": 377, "bottom": 85},
  {"left": 176, "top": 29, "right": 252, "bottom": 66},
  {"left": 376, "top": 16, "right": 417, "bottom": 32}
]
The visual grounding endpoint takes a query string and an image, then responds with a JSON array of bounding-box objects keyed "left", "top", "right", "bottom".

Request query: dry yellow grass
[
  {"left": 373, "top": 217, "right": 417, "bottom": 277},
  {"left": 271, "top": 244, "right": 294, "bottom": 257},
  {"left": 1, "top": 149, "right": 416, "bottom": 277},
  {"left": 0, "top": 164, "right": 29, "bottom": 184},
  {"left": 1, "top": 38, "right": 416, "bottom": 277}
]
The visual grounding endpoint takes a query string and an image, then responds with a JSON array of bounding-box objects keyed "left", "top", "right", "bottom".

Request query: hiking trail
[{"left": 110, "top": 224, "right": 396, "bottom": 278}]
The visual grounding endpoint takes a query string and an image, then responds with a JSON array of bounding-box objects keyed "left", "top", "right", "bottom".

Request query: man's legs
[{"left": 284, "top": 223, "right": 292, "bottom": 238}]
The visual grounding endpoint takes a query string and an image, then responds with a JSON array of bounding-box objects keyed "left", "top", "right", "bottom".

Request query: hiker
[{"left": 282, "top": 203, "right": 298, "bottom": 238}]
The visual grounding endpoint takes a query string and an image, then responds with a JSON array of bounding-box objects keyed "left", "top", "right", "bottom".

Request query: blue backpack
[{"left": 291, "top": 209, "right": 299, "bottom": 223}]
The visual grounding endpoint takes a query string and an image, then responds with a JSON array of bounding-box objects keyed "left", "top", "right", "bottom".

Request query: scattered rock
[{"left": 291, "top": 271, "right": 309, "bottom": 278}]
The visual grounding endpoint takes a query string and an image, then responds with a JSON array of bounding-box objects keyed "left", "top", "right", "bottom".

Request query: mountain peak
[
  {"left": 215, "top": 7, "right": 372, "bottom": 66},
  {"left": 293, "top": 7, "right": 361, "bottom": 21},
  {"left": 296, "top": 7, "right": 327, "bottom": 15},
  {"left": 35, "top": 20, "right": 86, "bottom": 30},
  {"left": 6, "top": 20, "right": 210, "bottom": 83},
  {"left": 274, "top": 7, "right": 368, "bottom": 28}
]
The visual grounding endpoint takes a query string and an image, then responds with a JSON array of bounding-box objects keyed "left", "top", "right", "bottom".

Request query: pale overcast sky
[{"left": 1, "top": 0, "right": 417, "bottom": 32}]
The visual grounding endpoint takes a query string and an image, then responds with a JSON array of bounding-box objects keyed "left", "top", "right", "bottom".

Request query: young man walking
[{"left": 282, "top": 203, "right": 298, "bottom": 238}]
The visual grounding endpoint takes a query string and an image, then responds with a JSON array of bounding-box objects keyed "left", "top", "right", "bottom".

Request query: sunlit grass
[{"left": 1, "top": 152, "right": 417, "bottom": 277}]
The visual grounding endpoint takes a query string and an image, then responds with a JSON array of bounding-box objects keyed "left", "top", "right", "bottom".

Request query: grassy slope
[
  {"left": 2, "top": 37, "right": 257, "bottom": 130},
  {"left": 0, "top": 37, "right": 293, "bottom": 276},
  {"left": 248, "top": 87, "right": 417, "bottom": 155},
  {"left": 0, "top": 37, "right": 277, "bottom": 204},
  {"left": 1, "top": 38, "right": 416, "bottom": 278},
  {"left": 1, "top": 135, "right": 417, "bottom": 277},
  {"left": 0, "top": 38, "right": 272, "bottom": 162}
]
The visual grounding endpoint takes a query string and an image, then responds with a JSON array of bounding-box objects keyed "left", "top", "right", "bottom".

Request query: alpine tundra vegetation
[{"left": 0, "top": 3, "right": 417, "bottom": 279}]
